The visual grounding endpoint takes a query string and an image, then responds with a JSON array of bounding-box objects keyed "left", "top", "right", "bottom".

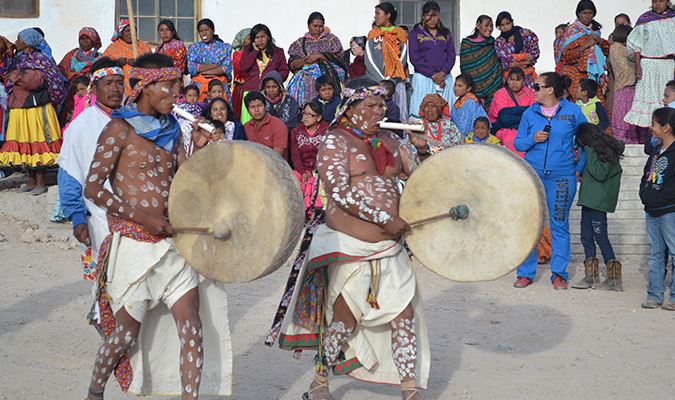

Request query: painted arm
[
  {"left": 83, "top": 119, "right": 172, "bottom": 235},
  {"left": 317, "top": 132, "right": 393, "bottom": 225}
]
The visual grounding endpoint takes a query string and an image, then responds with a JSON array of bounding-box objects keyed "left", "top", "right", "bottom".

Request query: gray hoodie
[{"left": 259, "top": 70, "right": 299, "bottom": 132}]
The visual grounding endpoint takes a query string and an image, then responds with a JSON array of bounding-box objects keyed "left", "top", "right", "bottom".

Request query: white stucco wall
[
  {"left": 457, "top": 0, "right": 652, "bottom": 74},
  {"left": 0, "top": 0, "right": 655, "bottom": 76},
  {"left": 0, "top": 0, "right": 116, "bottom": 63}
]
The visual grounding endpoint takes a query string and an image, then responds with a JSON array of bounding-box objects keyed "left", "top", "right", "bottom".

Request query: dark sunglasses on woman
[{"left": 532, "top": 83, "right": 552, "bottom": 92}]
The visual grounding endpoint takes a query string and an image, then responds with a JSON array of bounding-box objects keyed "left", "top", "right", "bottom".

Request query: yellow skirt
[{"left": 0, "top": 104, "right": 62, "bottom": 168}]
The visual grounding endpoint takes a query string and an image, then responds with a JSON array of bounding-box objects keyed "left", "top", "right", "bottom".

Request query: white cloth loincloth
[
  {"left": 105, "top": 234, "right": 233, "bottom": 396},
  {"left": 280, "top": 224, "right": 430, "bottom": 389}
]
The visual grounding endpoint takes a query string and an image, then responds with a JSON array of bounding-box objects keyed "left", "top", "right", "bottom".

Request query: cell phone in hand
[{"left": 544, "top": 125, "right": 551, "bottom": 132}]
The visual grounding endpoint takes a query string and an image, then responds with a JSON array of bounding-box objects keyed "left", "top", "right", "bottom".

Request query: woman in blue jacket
[{"left": 513, "top": 72, "right": 588, "bottom": 290}]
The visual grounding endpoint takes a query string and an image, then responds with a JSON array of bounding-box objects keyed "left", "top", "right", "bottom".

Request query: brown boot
[
  {"left": 593, "top": 259, "right": 623, "bottom": 291},
  {"left": 572, "top": 257, "right": 599, "bottom": 289},
  {"left": 609, "top": 259, "right": 623, "bottom": 292}
]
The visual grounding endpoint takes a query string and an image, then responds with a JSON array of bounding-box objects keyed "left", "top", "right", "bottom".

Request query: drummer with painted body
[
  {"left": 82, "top": 53, "right": 230, "bottom": 399},
  {"left": 278, "top": 77, "right": 430, "bottom": 400}
]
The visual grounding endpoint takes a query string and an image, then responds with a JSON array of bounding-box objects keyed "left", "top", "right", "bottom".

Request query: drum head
[
  {"left": 169, "top": 141, "right": 304, "bottom": 283},
  {"left": 400, "top": 144, "right": 545, "bottom": 282}
]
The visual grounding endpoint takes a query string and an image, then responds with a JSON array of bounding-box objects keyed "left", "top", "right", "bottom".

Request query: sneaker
[
  {"left": 641, "top": 299, "right": 660, "bottom": 309},
  {"left": 552, "top": 276, "right": 567, "bottom": 290},
  {"left": 661, "top": 302, "right": 675, "bottom": 311},
  {"left": 513, "top": 277, "right": 532, "bottom": 288}
]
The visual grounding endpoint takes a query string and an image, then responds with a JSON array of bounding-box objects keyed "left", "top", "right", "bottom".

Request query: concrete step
[
  {"left": 570, "top": 232, "right": 650, "bottom": 246},
  {"left": 572, "top": 244, "right": 650, "bottom": 257}
]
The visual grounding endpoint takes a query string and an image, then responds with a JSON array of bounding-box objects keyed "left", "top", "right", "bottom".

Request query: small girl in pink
[
  {"left": 63, "top": 76, "right": 94, "bottom": 132},
  {"left": 489, "top": 67, "right": 535, "bottom": 157},
  {"left": 289, "top": 101, "right": 330, "bottom": 217}
]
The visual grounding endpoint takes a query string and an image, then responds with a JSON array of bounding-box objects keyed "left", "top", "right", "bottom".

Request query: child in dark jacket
[
  {"left": 311, "top": 75, "right": 340, "bottom": 123},
  {"left": 379, "top": 79, "right": 401, "bottom": 122},
  {"left": 571, "top": 123, "right": 624, "bottom": 291},
  {"left": 640, "top": 108, "right": 675, "bottom": 310}
]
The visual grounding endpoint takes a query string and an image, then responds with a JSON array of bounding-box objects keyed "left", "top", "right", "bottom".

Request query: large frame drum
[
  {"left": 400, "top": 144, "right": 546, "bottom": 282},
  {"left": 169, "top": 141, "right": 305, "bottom": 283}
]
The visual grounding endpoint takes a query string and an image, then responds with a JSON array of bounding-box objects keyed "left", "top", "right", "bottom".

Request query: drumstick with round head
[
  {"left": 173, "top": 223, "right": 231, "bottom": 240},
  {"left": 381, "top": 205, "right": 469, "bottom": 233},
  {"left": 172, "top": 105, "right": 216, "bottom": 134},
  {"left": 410, "top": 205, "right": 469, "bottom": 227}
]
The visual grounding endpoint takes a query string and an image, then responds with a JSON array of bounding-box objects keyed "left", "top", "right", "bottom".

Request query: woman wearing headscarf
[
  {"left": 409, "top": 1, "right": 456, "bottom": 119},
  {"left": 102, "top": 20, "right": 152, "bottom": 97},
  {"left": 412, "top": 93, "right": 462, "bottom": 154},
  {"left": 187, "top": 18, "right": 233, "bottom": 103},
  {"left": 494, "top": 11, "right": 540, "bottom": 88},
  {"left": 57, "top": 27, "right": 102, "bottom": 126},
  {"left": 460, "top": 14, "right": 503, "bottom": 112},
  {"left": 366, "top": 2, "right": 409, "bottom": 120},
  {"left": 555, "top": 0, "right": 610, "bottom": 103},
  {"left": 0, "top": 28, "right": 66, "bottom": 195},
  {"left": 155, "top": 20, "right": 188, "bottom": 74},
  {"left": 231, "top": 28, "right": 251, "bottom": 120},
  {"left": 287, "top": 11, "right": 347, "bottom": 107},
  {"left": 58, "top": 27, "right": 101, "bottom": 81}
]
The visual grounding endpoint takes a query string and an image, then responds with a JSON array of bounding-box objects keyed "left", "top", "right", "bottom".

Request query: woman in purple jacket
[
  {"left": 240, "top": 23, "right": 289, "bottom": 123},
  {"left": 409, "top": 1, "right": 456, "bottom": 118}
]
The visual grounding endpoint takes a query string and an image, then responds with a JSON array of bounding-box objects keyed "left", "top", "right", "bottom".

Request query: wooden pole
[{"left": 125, "top": 0, "right": 139, "bottom": 59}]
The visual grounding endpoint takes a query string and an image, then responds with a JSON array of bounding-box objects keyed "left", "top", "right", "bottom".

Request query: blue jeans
[
  {"left": 580, "top": 206, "right": 616, "bottom": 264},
  {"left": 517, "top": 169, "right": 577, "bottom": 282},
  {"left": 645, "top": 212, "right": 675, "bottom": 304}
]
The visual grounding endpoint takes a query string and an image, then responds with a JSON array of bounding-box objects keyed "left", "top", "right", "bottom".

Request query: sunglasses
[{"left": 532, "top": 83, "right": 552, "bottom": 92}]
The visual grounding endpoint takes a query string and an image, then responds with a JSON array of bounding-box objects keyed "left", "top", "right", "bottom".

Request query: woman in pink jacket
[{"left": 488, "top": 67, "right": 535, "bottom": 157}]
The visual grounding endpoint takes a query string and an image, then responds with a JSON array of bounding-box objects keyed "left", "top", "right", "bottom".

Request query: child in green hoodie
[
  {"left": 571, "top": 123, "right": 625, "bottom": 291},
  {"left": 575, "top": 78, "right": 610, "bottom": 131}
]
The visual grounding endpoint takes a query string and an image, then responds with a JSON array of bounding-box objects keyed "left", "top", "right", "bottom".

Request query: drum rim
[
  {"left": 400, "top": 143, "right": 546, "bottom": 282},
  {"left": 168, "top": 141, "right": 305, "bottom": 283}
]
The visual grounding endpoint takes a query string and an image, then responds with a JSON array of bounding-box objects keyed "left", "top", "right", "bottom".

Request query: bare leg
[
  {"left": 35, "top": 169, "right": 46, "bottom": 190},
  {"left": 307, "top": 295, "right": 356, "bottom": 400},
  {"left": 86, "top": 308, "right": 141, "bottom": 399},
  {"left": 170, "top": 287, "right": 202, "bottom": 399},
  {"left": 391, "top": 304, "right": 420, "bottom": 400},
  {"left": 24, "top": 170, "right": 37, "bottom": 191}
]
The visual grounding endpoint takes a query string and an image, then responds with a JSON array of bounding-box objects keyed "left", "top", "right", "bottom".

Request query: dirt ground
[{"left": 1, "top": 172, "right": 675, "bottom": 400}]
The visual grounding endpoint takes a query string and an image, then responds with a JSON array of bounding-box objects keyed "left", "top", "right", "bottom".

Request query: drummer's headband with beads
[
  {"left": 330, "top": 85, "right": 387, "bottom": 129},
  {"left": 127, "top": 66, "right": 183, "bottom": 102},
  {"left": 85, "top": 66, "right": 126, "bottom": 108}
]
